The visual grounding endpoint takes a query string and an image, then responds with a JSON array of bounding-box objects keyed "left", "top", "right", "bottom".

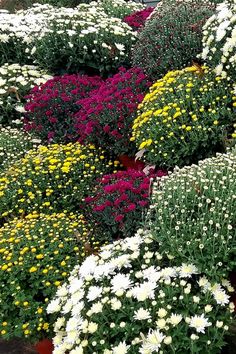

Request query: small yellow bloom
[
  {"left": 29, "top": 266, "right": 38, "bottom": 273},
  {"left": 43, "top": 323, "right": 49, "bottom": 330},
  {"left": 36, "top": 254, "right": 44, "bottom": 260}
]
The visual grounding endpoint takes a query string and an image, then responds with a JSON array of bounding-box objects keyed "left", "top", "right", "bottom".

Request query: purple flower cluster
[
  {"left": 123, "top": 7, "right": 155, "bottom": 30},
  {"left": 75, "top": 67, "right": 151, "bottom": 156},
  {"left": 24, "top": 74, "right": 103, "bottom": 142},
  {"left": 85, "top": 168, "right": 167, "bottom": 240}
]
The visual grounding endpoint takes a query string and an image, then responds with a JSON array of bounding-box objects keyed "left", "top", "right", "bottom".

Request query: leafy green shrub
[
  {"left": 0, "top": 63, "right": 52, "bottom": 126},
  {"left": 47, "top": 230, "right": 235, "bottom": 354},
  {"left": 132, "top": 0, "right": 215, "bottom": 80},
  {"left": 0, "top": 127, "right": 41, "bottom": 170},
  {"left": 0, "top": 142, "right": 118, "bottom": 222},
  {"left": 131, "top": 66, "right": 236, "bottom": 168},
  {"left": 148, "top": 151, "right": 236, "bottom": 279},
  {"left": 0, "top": 212, "right": 100, "bottom": 341}
]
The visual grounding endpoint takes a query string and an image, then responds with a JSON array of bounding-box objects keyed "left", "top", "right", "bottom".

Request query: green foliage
[{"left": 132, "top": 0, "right": 215, "bottom": 80}]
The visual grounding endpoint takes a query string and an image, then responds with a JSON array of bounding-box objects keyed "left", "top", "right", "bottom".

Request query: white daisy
[{"left": 189, "top": 314, "right": 211, "bottom": 333}]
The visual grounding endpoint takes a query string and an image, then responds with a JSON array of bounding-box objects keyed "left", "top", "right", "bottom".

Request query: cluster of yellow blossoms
[
  {"left": 0, "top": 142, "right": 119, "bottom": 221},
  {"left": 131, "top": 66, "right": 236, "bottom": 168},
  {"left": 0, "top": 212, "right": 98, "bottom": 340}
]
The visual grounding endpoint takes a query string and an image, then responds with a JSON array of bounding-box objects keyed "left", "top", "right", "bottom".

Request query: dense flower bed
[
  {"left": 48, "top": 229, "right": 235, "bottom": 354},
  {"left": 0, "top": 126, "right": 41, "bottom": 170},
  {"left": 75, "top": 67, "right": 151, "bottom": 156},
  {"left": 148, "top": 151, "right": 236, "bottom": 279},
  {"left": 0, "top": 1, "right": 235, "bottom": 351},
  {"left": 24, "top": 74, "right": 103, "bottom": 143},
  {"left": 131, "top": 66, "right": 236, "bottom": 168},
  {"left": 0, "top": 143, "right": 118, "bottom": 222},
  {"left": 0, "top": 3, "right": 137, "bottom": 75},
  {"left": 0, "top": 212, "right": 100, "bottom": 341}
]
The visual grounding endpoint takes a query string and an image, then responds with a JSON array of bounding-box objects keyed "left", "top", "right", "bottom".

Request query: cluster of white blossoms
[
  {"left": 47, "top": 228, "right": 234, "bottom": 354},
  {"left": 96, "top": 0, "right": 145, "bottom": 18},
  {"left": 201, "top": 0, "right": 236, "bottom": 84},
  {"left": 0, "top": 63, "right": 52, "bottom": 95},
  {"left": 149, "top": 151, "right": 236, "bottom": 279},
  {"left": 0, "top": 2, "right": 137, "bottom": 67},
  {"left": 0, "top": 127, "right": 41, "bottom": 170},
  {"left": 0, "top": 63, "right": 52, "bottom": 124}
]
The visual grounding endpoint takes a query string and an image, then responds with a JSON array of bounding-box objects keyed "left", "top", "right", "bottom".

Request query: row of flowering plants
[{"left": 0, "top": 2, "right": 140, "bottom": 75}]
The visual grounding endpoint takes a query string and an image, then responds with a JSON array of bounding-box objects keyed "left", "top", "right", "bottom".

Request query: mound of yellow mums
[
  {"left": 131, "top": 66, "right": 236, "bottom": 168},
  {"left": 0, "top": 212, "right": 99, "bottom": 341},
  {"left": 0, "top": 142, "right": 119, "bottom": 222}
]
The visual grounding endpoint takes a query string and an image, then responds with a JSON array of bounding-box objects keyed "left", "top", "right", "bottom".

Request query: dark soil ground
[{"left": 0, "top": 339, "right": 36, "bottom": 354}]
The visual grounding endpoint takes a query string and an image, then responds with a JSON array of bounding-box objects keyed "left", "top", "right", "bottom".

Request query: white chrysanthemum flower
[
  {"left": 79, "top": 255, "right": 98, "bottom": 278},
  {"left": 142, "top": 266, "right": 161, "bottom": 282},
  {"left": 168, "top": 313, "right": 182, "bottom": 326},
  {"left": 87, "top": 286, "right": 103, "bottom": 302},
  {"left": 159, "top": 267, "right": 177, "bottom": 280},
  {"left": 132, "top": 281, "right": 157, "bottom": 301},
  {"left": 189, "top": 314, "right": 211, "bottom": 333},
  {"left": 112, "top": 341, "right": 130, "bottom": 354},
  {"left": 212, "top": 289, "right": 230, "bottom": 305},
  {"left": 133, "top": 307, "right": 151, "bottom": 321},
  {"left": 90, "top": 302, "right": 103, "bottom": 314},
  {"left": 56, "top": 284, "right": 68, "bottom": 297},
  {"left": 111, "top": 273, "right": 132, "bottom": 293},
  {"left": 69, "top": 278, "right": 83, "bottom": 294},
  {"left": 140, "top": 329, "right": 165, "bottom": 353},
  {"left": 179, "top": 264, "right": 199, "bottom": 278},
  {"left": 47, "top": 298, "right": 61, "bottom": 313}
]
